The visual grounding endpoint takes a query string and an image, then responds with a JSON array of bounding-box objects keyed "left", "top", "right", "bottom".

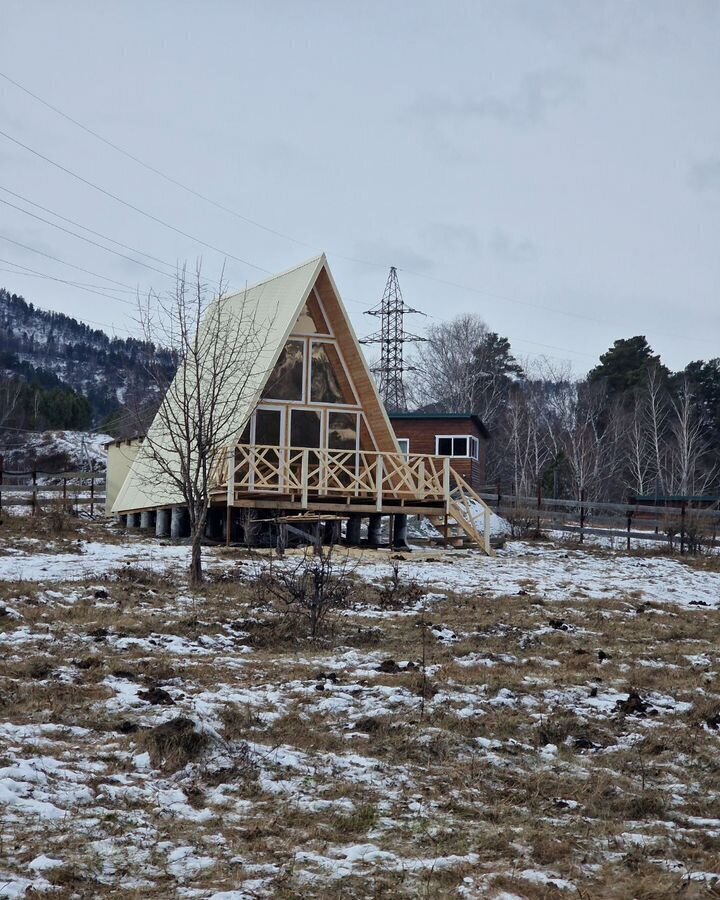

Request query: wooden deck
[{"left": 210, "top": 444, "right": 494, "bottom": 553}]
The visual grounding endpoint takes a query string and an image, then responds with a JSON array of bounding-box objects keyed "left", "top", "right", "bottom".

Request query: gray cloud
[
  {"left": 353, "top": 240, "right": 435, "bottom": 276},
  {"left": 411, "top": 68, "right": 581, "bottom": 128},
  {"left": 490, "top": 231, "right": 538, "bottom": 265},
  {"left": 420, "top": 223, "right": 481, "bottom": 256},
  {"left": 688, "top": 158, "right": 720, "bottom": 191}
]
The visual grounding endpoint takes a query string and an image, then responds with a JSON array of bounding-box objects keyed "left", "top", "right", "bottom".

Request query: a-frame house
[{"left": 111, "top": 255, "right": 492, "bottom": 552}]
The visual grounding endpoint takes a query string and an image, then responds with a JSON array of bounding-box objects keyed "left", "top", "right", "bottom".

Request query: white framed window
[
  {"left": 436, "top": 434, "right": 479, "bottom": 459},
  {"left": 396, "top": 438, "right": 410, "bottom": 458}
]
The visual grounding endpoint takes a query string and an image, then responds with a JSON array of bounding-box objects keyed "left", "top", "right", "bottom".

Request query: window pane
[
  {"left": 311, "top": 343, "right": 355, "bottom": 404},
  {"left": 263, "top": 340, "right": 304, "bottom": 401},
  {"left": 255, "top": 409, "right": 281, "bottom": 446},
  {"left": 437, "top": 437, "right": 452, "bottom": 455},
  {"left": 328, "top": 412, "right": 357, "bottom": 450},
  {"left": 397, "top": 438, "right": 410, "bottom": 458},
  {"left": 470, "top": 437, "right": 479, "bottom": 459},
  {"left": 291, "top": 409, "right": 321, "bottom": 448},
  {"left": 453, "top": 437, "right": 468, "bottom": 456},
  {"left": 310, "top": 344, "right": 343, "bottom": 403}
]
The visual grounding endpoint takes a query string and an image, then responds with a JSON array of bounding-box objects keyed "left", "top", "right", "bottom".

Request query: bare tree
[
  {"left": 136, "top": 263, "right": 269, "bottom": 585},
  {"left": 554, "top": 381, "right": 619, "bottom": 501},
  {"left": 644, "top": 365, "right": 669, "bottom": 493},
  {"left": 624, "top": 399, "right": 654, "bottom": 496},
  {"left": 408, "top": 314, "right": 489, "bottom": 414},
  {"left": 667, "top": 377, "right": 716, "bottom": 496},
  {"left": 0, "top": 377, "right": 22, "bottom": 432},
  {"left": 503, "top": 382, "right": 553, "bottom": 496}
]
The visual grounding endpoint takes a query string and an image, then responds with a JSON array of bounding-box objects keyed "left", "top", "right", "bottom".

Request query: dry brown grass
[{"left": 0, "top": 533, "right": 719, "bottom": 897}]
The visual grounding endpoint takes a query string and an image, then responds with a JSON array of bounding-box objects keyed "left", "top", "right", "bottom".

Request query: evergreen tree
[{"left": 588, "top": 336, "right": 668, "bottom": 400}]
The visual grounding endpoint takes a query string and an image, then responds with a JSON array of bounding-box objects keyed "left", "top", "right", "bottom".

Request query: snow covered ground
[
  {"left": 1, "top": 536, "right": 718, "bottom": 612},
  {"left": 0, "top": 521, "right": 719, "bottom": 897}
]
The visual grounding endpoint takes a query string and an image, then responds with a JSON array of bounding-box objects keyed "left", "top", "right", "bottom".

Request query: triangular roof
[{"left": 112, "top": 254, "right": 399, "bottom": 513}]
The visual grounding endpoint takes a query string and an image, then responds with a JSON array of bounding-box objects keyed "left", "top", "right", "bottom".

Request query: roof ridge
[{"left": 224, "top": 254, "right": 325, "bottom": 300}]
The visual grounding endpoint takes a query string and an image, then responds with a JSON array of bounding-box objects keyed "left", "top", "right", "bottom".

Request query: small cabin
[
  {"left": 109, "top": 255, "right": 494, "bottom": 552},
  {"left": 389, "top": 413, "right": 488, "bottom": 492}
]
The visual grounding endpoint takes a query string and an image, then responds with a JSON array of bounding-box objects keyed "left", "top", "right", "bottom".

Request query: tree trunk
[{"left": 190, "top": 532, "right": 203, "bottom": 585}]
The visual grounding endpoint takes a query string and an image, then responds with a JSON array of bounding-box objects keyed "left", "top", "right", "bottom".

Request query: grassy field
[{"left": 1, "top": 513, "right": 719, "bottom": 898}]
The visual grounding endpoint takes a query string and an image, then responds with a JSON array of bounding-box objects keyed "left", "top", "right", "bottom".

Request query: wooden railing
[
  {"left": 0, "top": 467, "right": 105, "bottom": 516},
  {"left": 214, "top": 444, "right": 450, "bottom": 509}
]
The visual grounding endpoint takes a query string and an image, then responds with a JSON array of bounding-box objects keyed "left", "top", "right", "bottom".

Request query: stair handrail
[{"left": 448, "top": 468, "right": 494, "bottom": 555}]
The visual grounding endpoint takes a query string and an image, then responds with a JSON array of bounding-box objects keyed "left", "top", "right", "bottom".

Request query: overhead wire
[
  {"left": 1, "top": 69, "right": 714, "bottom": 352},
  {"left": 0, "top": 233, "right": 138, "bottom": 293},
  {"left": 0, "top": 195, "right": 180, "bottom": 282},
  {"left": 0, "top": 184, "right": 180, "bottom": 271},
  {"left": 0, "top": 126, "right": 272, "bottom": 274}
]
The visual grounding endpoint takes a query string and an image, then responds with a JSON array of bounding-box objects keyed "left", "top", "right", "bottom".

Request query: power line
[
  {"left": 0, "top": 126, "right": 272, "bottom": 275},
  {"left": 0, "top": 258, "right": 135, "bottom": 294},
  {"left": 0, "top": 262, "right": 140, "bottom": 333},
  {"left": 3, "top": 69, "right": 714, "bottom": 352},
  {"left": 0, "top": 195, "right": 180, "bottom": 282},
  {"left": 2, "top": 70, "right": 714, "bottom": 360},
  {"left": 0, "top": 233, "right": 137, "bottom": 292},
  {"left": 0, "top": 184, "right": 179, "bottom": 271},
  {"left": 0, "top": 69, "right": 325, "bottom": 255}
]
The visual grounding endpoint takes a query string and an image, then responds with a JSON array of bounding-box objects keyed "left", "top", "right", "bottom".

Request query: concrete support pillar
[
  {"left": 171, "top": 506, "right": 189, "bottom": 539},
  {"left": 368, "top": 514, "right": 383, "bottom": 548},
  {"left": 127, "top": 512, "right": 141, "bottom": 529},
  {"left": 155, "top": 508, "right": 171, "bottom": 538},
  {"left": 140, "top": 510, "right": 155, "bottom": 530},
  {"left": 392, "top": 513, "right": 410, "bottom": 550},
  {"left": 345, "top": 513, "right": 362, "bottom": 545}
]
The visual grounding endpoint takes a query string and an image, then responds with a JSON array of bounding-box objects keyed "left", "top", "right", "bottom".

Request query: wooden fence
[
  {"left": 0, "top": 463, "right": 106, "bottom": 517},
  {"left": 477, "top": 486, "right": 720, "bottom": 554}
]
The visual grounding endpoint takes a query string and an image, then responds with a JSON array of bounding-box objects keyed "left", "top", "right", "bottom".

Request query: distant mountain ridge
[{"left": 0, "top": 287, "right": 176, "bottom": 433}]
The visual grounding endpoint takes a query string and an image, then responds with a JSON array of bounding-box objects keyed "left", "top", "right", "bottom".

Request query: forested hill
[{"left": 0, "top": 287, "right": 176, "bottom": 433}]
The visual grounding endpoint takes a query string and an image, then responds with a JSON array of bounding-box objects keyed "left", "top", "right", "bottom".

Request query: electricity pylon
[{"left": 360, "top": 267, "right": 426, "bottom": 412}]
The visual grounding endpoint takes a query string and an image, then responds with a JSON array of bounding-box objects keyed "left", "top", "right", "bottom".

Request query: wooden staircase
[{"left": 429, "top": 470, "right": 494, "bottom": 555}]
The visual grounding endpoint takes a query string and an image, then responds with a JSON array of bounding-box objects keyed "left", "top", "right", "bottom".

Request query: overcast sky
[{"left": 1, "top": 1, "right": 718, "bottom": 375}]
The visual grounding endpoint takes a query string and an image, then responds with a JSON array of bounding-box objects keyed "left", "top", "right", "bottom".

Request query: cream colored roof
[{"left": 112, "top": 254, "right": 326, "bottom": 513}]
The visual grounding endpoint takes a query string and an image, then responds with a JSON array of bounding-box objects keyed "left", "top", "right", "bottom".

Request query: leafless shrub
[
  {"left": 258, "top": 545, "right": 357, "bottom": 638},
  {"left": 39, "top": 498, "right": 72, "bottom": 534},
  {"left": 377, "top": 558, "right": 425, "bottom": 608},
  {"left": 504, "top": 505, "right": 545, "bottom": 539}
]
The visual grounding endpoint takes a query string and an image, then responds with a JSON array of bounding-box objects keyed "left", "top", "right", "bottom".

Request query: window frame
[
  {"left": 435, "top": 433, "right": 479, "bottom": 459},
  {"left": 396, "top": 437, "right": 410, "bottom": 458}
]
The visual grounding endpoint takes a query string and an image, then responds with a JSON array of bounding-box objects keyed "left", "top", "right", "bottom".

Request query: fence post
[
  {"left": 626, "top": 509, "right": 633, "bottom": 552},
  {"left": 680, "top": 501, "right": 686, "bottom": 556},
  {"left": 0, "top": 453, "right": 3, "bottom": 512},
  {"left": 90, "top": 472, "right": 95, "bottom": 517},
  {"left": 31, "top": 469, "right": 37, "bottom": 517},
  {"left": 579, "top": 489, "right": 586, "bottom": 544},
  {"left": 536, "top": 480, "right": 542, "bottom": 534}
]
